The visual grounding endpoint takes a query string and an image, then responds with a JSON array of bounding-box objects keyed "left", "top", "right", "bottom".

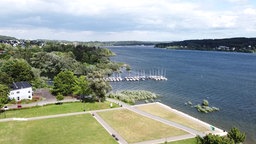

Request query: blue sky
[{"left": 0, "top": 0, "right": 256, "bottom": 41}]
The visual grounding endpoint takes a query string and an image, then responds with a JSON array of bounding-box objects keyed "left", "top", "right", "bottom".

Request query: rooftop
[{"left": 11, "top": 81, "right": 32, "bottom": 90}]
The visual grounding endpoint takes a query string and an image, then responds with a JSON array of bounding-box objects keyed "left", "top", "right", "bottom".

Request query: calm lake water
[{"left": 108, "top": 46, "right": 256, "bottom": 144}]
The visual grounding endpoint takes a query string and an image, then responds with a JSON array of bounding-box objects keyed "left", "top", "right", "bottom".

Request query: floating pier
[{"left": 104, "top": 69, "right": 168, "bottom": 82}]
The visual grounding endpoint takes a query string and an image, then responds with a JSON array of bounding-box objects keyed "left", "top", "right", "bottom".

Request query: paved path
[
  {"left": 107, "top": 98, "right": 205, "bottom": 137},
  {"left": 0, "top": 111, "right": 90, "bottom": 122},
  {"left": 93, "top": 112, "right": 128, "bottom": 144},
  {"left": 0, "top": 107, "right": 124, "bottom": 122},
  {"left": 1, "top": 96, "right": 226, "bottom": 144},
  {"left": 132, "top": 134, "right": 195, "bottom": 144}
]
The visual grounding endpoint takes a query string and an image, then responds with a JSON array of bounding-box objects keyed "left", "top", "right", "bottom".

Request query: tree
[
  {"left": 52, "top": 71, "right": 77, "bottom": 96},
  {"left": 30, "top": 52, "right": 79, "bottom": 79},
  {"left": 72, "top": 76, "right": 90, "bottom": 96},
  {"left": 31, "top": 77, "right": 48, "bottom": 90},
  {"left": 227, "top": 127, "right": 246, "bottom": 144},
  {"left": 0, "top": 84, "right": 9, "bottom": 108},
  {"left": 196, "top": 134, "right": 234, "bottom": 144},
  {"left": 0, "top": 71, "right": 13, "bottom": 85},
  {"left": 87, "top": 71, "right": 112, "bottom": 102},
  {"left": 89, "top": 79, "right": 111, "bottom": 102},
  {"left": 0, "top": 58, "right": 34, "bottom": 82},
  {"left": 56, "top": 93, "right": 64, "bottom": 103}
]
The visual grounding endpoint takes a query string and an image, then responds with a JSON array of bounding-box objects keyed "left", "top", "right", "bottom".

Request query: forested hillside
[
  {"left": 155, "top": 37, "right": 256, "bottom": 53},
  {"left": 0, "top": 35, "right": 16, "bottom": 40}
]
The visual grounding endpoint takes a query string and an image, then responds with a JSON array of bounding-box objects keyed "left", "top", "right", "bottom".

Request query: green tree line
[
  {"left": 155, "top": 37, "right": 256, "bottom": 53},
  {"left": 197, "top": 127, "right": 246, "bottom": 144},
  {"left": 0, "top": 42, "right": 123, "bottom": 107}
]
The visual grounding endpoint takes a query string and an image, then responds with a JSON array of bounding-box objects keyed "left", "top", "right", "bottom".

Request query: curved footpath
[{"left": 0, "top": 97, "right": 227, "bottom": 144}]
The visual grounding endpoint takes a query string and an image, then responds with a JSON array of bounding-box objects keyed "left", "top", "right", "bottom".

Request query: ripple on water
[{"left": 109, "top": 46, "right": 256, "bottom": 144}]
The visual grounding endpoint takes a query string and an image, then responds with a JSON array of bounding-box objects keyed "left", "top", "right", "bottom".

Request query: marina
[{"left": 104, "top": 69, "right": 168, "bottom": 82}]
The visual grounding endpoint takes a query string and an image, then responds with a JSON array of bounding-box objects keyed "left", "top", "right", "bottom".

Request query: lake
[{"left": 108, "top": 46, "right": 256, "bottom": 144}]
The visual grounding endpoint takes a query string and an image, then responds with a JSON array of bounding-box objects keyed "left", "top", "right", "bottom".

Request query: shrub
[
  {"left": 202, "top": 99, "right": 209, "bottom": 106},
  {"left": 108, "top": 90, "right": 158, "bottom": 104}
]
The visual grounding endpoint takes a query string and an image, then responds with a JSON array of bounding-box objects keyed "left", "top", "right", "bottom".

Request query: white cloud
[
  {"left": 0, "top": 27, "right": 181, "bottom": 41},
  {"left": 244, "top": 8, "right": 256, "bottom": 15},
  {"left": 226, "top": 0, "right": 248, "bottom": 3},
  {"left": 0, "top": 0, "right": 256, "bottom": 41}
]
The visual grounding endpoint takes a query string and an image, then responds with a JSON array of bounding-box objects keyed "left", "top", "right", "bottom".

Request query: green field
[
  {"left": 0, "top": 102, "right": 118, "bottom": 119},
  {"left": 136, "top": 103, "right": 210, "bottom": 132},
  {"left": 0, "top": 114, "right": 117, "bottom": 144},
  {"left": 98, "top": 109, "right": 188, "bottom": 143}
]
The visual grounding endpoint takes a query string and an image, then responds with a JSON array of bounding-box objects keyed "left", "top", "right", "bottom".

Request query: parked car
[
  {"left": 4, "top": 106, "right": 9, "bottom": 110},
  {"left": 17, "top": 105, "right": 22, "bottom": 109}
]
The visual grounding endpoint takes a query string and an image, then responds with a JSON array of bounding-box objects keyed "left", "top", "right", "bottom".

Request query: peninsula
[{"left": 155, "top": 37, "right": 256, "bottom": 53}]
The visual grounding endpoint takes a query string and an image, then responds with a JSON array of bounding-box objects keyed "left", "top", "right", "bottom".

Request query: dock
[{"left": 104, "top": 69, "right": 168, "bottom": 82}]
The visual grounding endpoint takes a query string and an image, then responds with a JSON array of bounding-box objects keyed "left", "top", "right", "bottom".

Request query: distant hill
[
  {"left": 155, "top": 37, "right": 256, "bottom": 53},
  {"left": 78, "top": 41, "right": 160, "bottom": 46},
  {"left": 106, "top": 41, "right": 159, "bottom": 46},
  {"left": 0, "top": 35, "right": 16, "bottom": 40}
]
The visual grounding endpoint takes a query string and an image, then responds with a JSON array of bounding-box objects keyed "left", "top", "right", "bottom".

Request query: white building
[{"left": 9, "top": 82, "right": 33, "bottom": 101}]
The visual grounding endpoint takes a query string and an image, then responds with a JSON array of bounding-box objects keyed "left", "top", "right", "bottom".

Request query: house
[{"left": 9, "top": 82, "right": 33, "bottom": 101}]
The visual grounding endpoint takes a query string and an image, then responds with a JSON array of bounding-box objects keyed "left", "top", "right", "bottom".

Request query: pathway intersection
[{"left": 1, "top": 97, "right": 227, "bottom": 144}]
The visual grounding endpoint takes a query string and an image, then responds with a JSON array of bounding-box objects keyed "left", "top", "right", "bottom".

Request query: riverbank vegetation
[
  {"left": 195, "top": 100, "right": 219, "bottom": 113},
  {"left": 196, "top": 127, "right": 246, "bottom": 144},
  {"left": 0, "top": 40, "right": 126, "bottom": 107},
  {"left": 108, "top": 90, "right": 158, "bottom": 104},
  {"left": 185, "top": 100, "right": 219, "bottom": 113},
  {"left": 155, "top": 37, "right": 256, "bottom": 53}
]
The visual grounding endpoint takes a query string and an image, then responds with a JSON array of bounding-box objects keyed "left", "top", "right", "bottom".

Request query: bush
[
  {"left": 227, "top": 127, "right": 246, "bottom": 144},
  {"left": 108, "top": 90, "right": 158, "bottom": 104},
  {"left": 202, "top": 99, "right": 209, "bottom": 106},
  {"left": 56, "top": 93, "right": 64, "bottom": 102}
]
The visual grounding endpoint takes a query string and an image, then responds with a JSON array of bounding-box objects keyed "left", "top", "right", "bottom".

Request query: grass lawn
[
  {"left": 167, "top": 138, "right": 197, "bottom": 144},
  {"left": 136, "top": 103, "right": 210, "bottom": 132},
  {"left": 98, "top": 109, "right": 188, "bottom": 143},
  {"left": 0, "top": 101, "right": 118, "bottom": 119},
  {"left": 0, "top": 114, "right": 117, "bottom": 144}
]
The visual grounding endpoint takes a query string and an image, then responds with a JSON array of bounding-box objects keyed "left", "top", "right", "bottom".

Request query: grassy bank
[
  {"left": 0, "top": 102, "right": 118, "bottom": 119},
  {"left": 136, "top": 103, "right": 210, "bottom": 132},
  {"left": 0, "top": 114, "right": 117, "bottom": 144},
  {"left": 98, "top": 109, "right": 188, "bottom": 143}
]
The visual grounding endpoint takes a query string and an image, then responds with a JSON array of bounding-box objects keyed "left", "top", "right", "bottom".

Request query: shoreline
[{"left": 134, "top": 102, "right": 227, "bottom": 136}]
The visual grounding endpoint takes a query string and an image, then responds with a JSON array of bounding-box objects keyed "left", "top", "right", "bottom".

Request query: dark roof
[{"left": 11, "top": 81, "right": 32, "bottom": 90}]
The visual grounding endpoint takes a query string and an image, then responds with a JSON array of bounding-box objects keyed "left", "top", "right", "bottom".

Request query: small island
[{"left": 185, "top": 99, "right": 220, "bottom": 113}]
